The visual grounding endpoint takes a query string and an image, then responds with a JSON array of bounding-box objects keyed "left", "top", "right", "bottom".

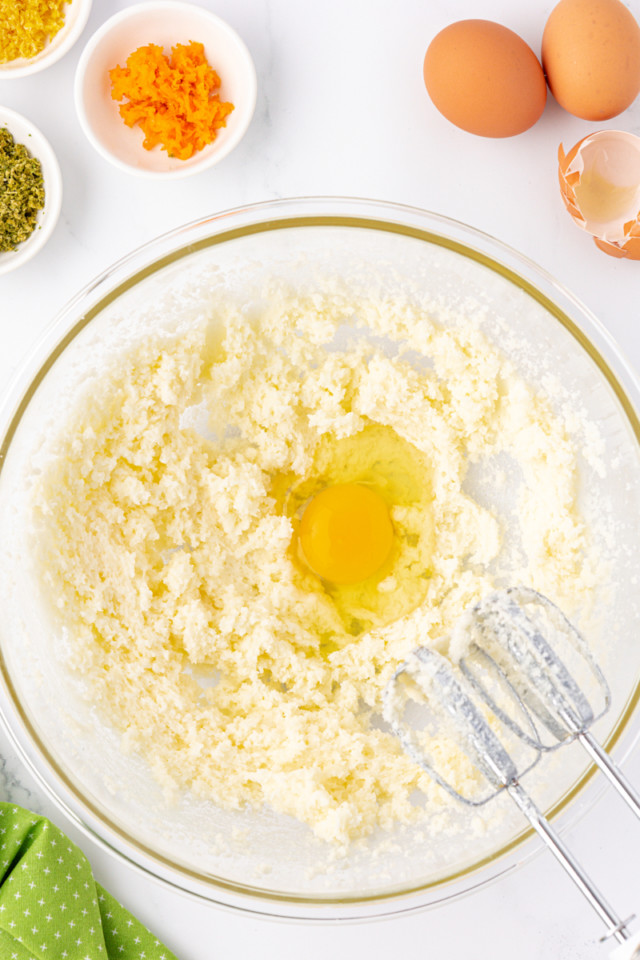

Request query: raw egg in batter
[
  {"left": 298, "top": 482, "right": 394, "bottom": 585},
  {"left": 275, "top": 424, "right": 435, "bottom": 636}
]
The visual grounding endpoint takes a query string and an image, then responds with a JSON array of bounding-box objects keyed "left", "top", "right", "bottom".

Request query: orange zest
[{"left": 109, "top": 41, "right": 234, "bottom": 161}]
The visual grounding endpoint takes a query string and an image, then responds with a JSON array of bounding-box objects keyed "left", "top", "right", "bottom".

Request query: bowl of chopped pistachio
[
  {"left": 0, "top": 0, "right": 93, "bottom": 79},
  {"left": 0, "top": 106, "right": 62, "bottom": 275}
]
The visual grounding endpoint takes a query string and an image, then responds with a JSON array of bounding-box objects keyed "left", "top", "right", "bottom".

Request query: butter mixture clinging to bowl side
[{"left": 34, "top": 288, "right": 599, "bottom": 848}]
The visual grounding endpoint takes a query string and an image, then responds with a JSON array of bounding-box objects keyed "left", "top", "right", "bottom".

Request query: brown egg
[
  {"left": 542, "top": 0, "right": 640, "bottom": 121},
  {"left": 423, "top": 20, "right": 547, "bottom": 138}
]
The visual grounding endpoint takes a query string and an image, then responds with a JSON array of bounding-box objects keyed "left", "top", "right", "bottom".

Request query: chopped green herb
[{"left": 0, "top": 126, "right": 45, "bottom": 253}]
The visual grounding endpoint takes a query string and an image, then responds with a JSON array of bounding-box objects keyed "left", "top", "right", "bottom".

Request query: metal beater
[
  {"left": 383, "top": 587, "right": 640, "bottom": 959},
  {"left": 458, "top": 587, "right": 640, "bottom": 819}
]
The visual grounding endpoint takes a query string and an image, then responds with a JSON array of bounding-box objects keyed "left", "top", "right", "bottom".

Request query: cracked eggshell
[{"left": 558, "top": 130, "right": 640, "bottom": 260}]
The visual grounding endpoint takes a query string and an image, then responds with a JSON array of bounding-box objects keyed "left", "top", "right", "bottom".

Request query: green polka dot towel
[{"left": 0, "top": 803, "right": 179, "bottom": 960}]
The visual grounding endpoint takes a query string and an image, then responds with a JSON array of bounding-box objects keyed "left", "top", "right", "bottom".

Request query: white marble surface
[{"left": 1, "top": 0, "right": 640, "bottom": 957}]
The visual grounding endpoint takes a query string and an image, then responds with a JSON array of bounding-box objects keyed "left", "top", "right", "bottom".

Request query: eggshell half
[{"left": 558, "top": 130, "right": 640, "bottom": 260}]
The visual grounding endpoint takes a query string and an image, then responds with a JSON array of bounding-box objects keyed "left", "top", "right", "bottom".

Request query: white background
[{"left": 1, "top": 0, "right": 640, "bottom": 957}]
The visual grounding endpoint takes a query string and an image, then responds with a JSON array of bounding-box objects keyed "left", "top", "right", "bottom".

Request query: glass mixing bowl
[{"left": 0, "top": 197, "right": 639, "bottom": 920}]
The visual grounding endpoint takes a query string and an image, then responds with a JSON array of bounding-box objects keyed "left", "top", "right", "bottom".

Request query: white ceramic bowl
[
  {"left": 0, "top": 0, "right": 92, "bottom": 79},
  {"left": 74, "top": 1, "right": 257, "bottom": 179},
  {"left": 0, "top": 107, "right": 62, "bottom": 276}
]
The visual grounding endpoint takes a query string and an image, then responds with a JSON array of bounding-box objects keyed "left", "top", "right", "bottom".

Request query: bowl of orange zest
[{"left": 74, "top": 1, "right": 256, "bottom": 178}]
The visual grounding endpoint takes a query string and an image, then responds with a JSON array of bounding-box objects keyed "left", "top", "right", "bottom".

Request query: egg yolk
[{"left": 298, "top": 483, "right": 394, "bottom": 585}]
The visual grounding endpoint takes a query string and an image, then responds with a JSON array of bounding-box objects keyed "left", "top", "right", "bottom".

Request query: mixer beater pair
[{"left": 384, "top": 586, "right": 640, "bottom": 959}]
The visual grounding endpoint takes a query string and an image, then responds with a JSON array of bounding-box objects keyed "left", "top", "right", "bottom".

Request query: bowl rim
[
  {"left": 0, "top": 195, "right": 639, "bottom": 919},
  {"left": 73, "top": 0, "right": 257, "bottom": 180},
  {"left": 0, "top": 0, "right": 93, "bottom": 79},
  {"left": 0, "top": 106, "right": 63, "bottom": 276}
]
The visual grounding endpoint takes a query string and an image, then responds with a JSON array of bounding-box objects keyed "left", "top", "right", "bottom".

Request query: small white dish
[
  {"left": 74, "top": 1, "right": 257, "bottom": 179},
  {"left": 0, "top": 0, "right": 93, "bottom": 79},
  {"left": 0, "top": 107, "right": 62, "bottom": 276}
]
